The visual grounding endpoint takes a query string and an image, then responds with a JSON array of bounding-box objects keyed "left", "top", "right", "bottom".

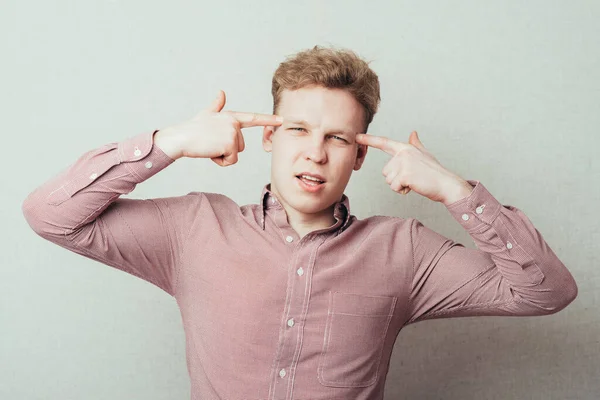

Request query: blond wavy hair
[{"left": 271, "top": 45, "right": 380, "bottom": 129}]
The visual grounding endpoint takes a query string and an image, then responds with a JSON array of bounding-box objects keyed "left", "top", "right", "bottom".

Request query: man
[{"left": 23, "top": 46, "right": 577, "bottom": 400}]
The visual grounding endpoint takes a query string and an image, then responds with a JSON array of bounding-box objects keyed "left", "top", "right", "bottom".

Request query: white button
[
  {"left": 287, "top": 318, "right": 295, "bottom": 327},
  {"left": 271, "top": 197, "right": 276, "bottom": 204},
  {"left": 145, "top": 161, "right": 153, "bottom": 169},
  {"left": 461, "top": 214, "right": 469, "bottom": 221},
  {"left": 279, "top": 368, "right": 286, "bottom": 378},
  {"left": 476, "top": 206, "right": 484, "bottom": 214},
  {"left": 134, "top": 148, "right": 142, "bottom": 157},
  {"left": 506, "top": 242, "right": 513, "bottom": 249},
  {"left": 296, "top": 267, "right": 304, "bottom": 276},
  {"left": 285, "top": 236, "right": 293, "bottom": 243},
  {"left": 89, "top": 173, "right": 98, "bottom": 180}
]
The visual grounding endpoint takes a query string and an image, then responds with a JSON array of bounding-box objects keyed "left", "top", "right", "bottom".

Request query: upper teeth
[{"left": 301, "top": 175, "right": 323, "bottom": 182}]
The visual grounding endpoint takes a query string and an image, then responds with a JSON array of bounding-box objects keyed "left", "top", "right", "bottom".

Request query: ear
[
  {"left": 262, "top": 126, "right": 276, "bottom": 152},
  {"left": 353, "top": 143, "right": 368, "bottom": 171}
]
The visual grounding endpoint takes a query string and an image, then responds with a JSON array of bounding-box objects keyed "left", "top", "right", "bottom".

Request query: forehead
[{"left": 278, "top": 86, "right": 365, "bottom": 131}]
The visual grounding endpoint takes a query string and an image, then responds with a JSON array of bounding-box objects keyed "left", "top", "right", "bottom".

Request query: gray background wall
[{"left": 2, "top": 1, "right": 598, "bottom": 399}]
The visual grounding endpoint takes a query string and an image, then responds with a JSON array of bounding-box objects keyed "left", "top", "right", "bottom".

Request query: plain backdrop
[{"left": 2, "top": 1, "right": 598, "bottom": 399}]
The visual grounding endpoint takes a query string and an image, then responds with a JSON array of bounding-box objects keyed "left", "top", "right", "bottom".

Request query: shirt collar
[{"left": 259, "top": 183, "right": 352, "bottom": 235}]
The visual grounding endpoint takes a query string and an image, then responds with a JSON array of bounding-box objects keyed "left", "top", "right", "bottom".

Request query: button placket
[{"left": 269, "top": 234, "right": 325, "bottom": 400}]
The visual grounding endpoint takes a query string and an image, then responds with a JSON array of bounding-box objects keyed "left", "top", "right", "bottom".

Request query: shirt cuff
[
  {"left": 445, "top": 180, "right": 503, "bottom": 232},
  {"left": 119, "top": 130, "right": 175, "bottom": 181}
]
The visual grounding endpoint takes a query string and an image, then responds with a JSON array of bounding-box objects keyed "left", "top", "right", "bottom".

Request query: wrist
[
  {"left": 154, "top": 128, "right": 184, "bottom": 160},
  {"left": 441, "top": 177, "right": 474, "bottom": 206}
]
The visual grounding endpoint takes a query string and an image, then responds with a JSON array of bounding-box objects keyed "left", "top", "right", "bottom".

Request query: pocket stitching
[{"left": 317, "top": 292, "right": 397, "bottom": 388}]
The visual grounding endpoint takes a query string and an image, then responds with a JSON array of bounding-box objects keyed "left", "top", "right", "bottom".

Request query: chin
[{"left": 293, "top": 191, "right": 339, "bottom": 213}]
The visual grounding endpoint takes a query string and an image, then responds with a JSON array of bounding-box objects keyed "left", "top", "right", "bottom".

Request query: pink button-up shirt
[{"left": 22, "top": 130, "right": 578, "bottom": 400}]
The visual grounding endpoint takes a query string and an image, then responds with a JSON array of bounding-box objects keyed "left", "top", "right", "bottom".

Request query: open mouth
[{"left": 296, "top": 174, "right": 325, "bottom": 187}]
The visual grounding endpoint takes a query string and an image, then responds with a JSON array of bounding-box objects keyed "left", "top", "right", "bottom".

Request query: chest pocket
[{"left": 318, "top": 291, "right": 397, "bottom": 388}]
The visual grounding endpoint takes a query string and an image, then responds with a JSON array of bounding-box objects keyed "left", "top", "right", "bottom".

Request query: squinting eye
[
  {"left": 289, "top": 127, "right": 306, "bottom": 131},
  {"left": 331, "top": 135, "right": 347, "bottom": 142}
]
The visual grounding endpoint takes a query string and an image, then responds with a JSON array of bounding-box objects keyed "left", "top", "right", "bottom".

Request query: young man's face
[{"left": 262, "top": 85, "right": 368, "bottom": 218}]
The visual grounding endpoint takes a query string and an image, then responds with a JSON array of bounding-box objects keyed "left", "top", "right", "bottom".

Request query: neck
[{"left": 285, "top": 204, "right": 337, "bottom": 239}]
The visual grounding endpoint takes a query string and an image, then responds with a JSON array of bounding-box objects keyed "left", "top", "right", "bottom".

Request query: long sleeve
[
  {"left": 405, "top": 179, "right": 577, "bottom": 325},
  {"left": 22, "top": 130, "right": 199, "bottom": 296}
]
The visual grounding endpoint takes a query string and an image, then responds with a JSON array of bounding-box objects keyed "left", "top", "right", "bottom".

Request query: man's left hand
[{"left": 355, "top": 131, "right": 473, "bottom": 205}]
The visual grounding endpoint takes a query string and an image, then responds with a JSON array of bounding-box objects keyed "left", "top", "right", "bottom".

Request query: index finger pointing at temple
[
  {"left": 229, "top": 111, "right": 284, "bottom": 128},
  {"left": 355, "top": 133, "right": 407, "bottom": 155}
]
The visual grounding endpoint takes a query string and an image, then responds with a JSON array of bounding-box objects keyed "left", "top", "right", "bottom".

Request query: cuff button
[
  {"left": 145, "top": 161, "right": 153, "bottom": 169},
  {"left": 134, "top": 148, "right": 142, "bottom": 157},
  {"left": 461, "top": 214, "right": 470, "bottom": 221}
]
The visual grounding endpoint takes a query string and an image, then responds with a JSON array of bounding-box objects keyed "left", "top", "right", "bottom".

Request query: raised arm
[
  {"left": 354, "top": 130, "right": 577, "bottom": 323},
  {"left": 406, "top": 180, "right": 577, "bottom": 324},
  {"left": 22, "top": 91, "right": 283, "bottom": 295}
]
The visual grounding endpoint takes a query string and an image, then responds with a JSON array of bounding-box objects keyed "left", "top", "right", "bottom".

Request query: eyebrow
[{"left": 285, "top": 119, "right": 356, "bottom": 137}]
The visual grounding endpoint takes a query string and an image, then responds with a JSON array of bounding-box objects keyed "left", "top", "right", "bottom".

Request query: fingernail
[{"left": 276, "top": 116, "right": 284, "bottom": 122}]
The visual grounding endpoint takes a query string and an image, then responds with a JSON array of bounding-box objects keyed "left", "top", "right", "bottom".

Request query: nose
[{"left": 304, "top": 139, "right": 327, "bottom": 164}]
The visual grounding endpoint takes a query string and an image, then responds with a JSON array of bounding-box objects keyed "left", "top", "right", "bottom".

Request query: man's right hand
[{"left": 154, "top": 90, "right": 283, "bottom": 166}]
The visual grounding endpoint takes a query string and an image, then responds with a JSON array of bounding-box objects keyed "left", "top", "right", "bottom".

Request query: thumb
[
  {"left": 409, "top": 131, "right": 425, "bottom": 150},
  {"left": 207, "top": 90, "right": 226, "bottom": 113}
]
